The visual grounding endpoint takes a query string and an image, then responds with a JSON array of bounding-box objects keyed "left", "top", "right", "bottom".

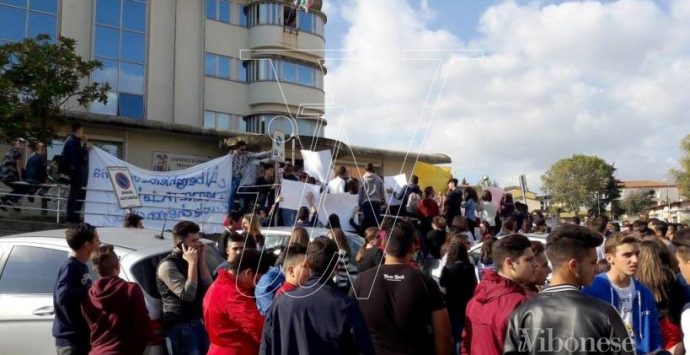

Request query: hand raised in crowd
[
  {"left": 306, "top": 191, "right": 315, "bottom": 206},
  {"left": 181, "top": 244, "right": 198, "bottom": 265}
]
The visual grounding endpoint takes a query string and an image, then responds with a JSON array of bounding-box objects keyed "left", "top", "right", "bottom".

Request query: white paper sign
[
  {"left": 280, "top": 179, "right": 321, "bottom": 211},
  {"left": 85, "top": 147, "right": 232, "bottom": 234},
  {"left": 317, "top": 193, "right": 359, "bottom": 232},
  {"left": 301, "top": 149, "right": 332, "bottom": 184},
  {"left": 327, "top": 177, "right": 347, "bottom": 194},
  {"left": 107, "top": 167, "right": 142, "bottom": 209},
  {"left": 384, "top": 174, "right": 408, "bottom": 206},
  {"left": 272, "top": 130, "right": 285, "bottom": 162}
]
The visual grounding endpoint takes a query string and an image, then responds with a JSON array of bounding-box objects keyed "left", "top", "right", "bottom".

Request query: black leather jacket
[{"left": 504, "top": 284, "right": 635, "bottom": 355}]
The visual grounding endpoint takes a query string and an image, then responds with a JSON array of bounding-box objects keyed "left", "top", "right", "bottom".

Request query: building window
[
  {"left": 297, "top": 119, "right": 323, "bottom": 137},
  {"left": 0, "top": 0, "right": 59, "bottom": 44},
  {"left": 90, "top": 0, "right": 147, "bottom": 120},
  {"left": 244, "top": 2, "right": 324, "bottom": 37},
  {"left": 247, "top": 58, "right": 323, "bottom": 90},
  {"left": 205, "top": 52, "right": 246, "bottom": 82},
  {"left": 238, "top": 3, "right": 248, "bottom": 27},
  {"left": 203, "top": 111, "right": 245, "bottom": 132},
  {"left": 206, "top": 0, "right": 231, "bottom": 23}
]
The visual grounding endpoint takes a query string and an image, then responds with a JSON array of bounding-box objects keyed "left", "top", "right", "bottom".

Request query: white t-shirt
[
  {"left": 478, "top": 201, "right": 497, "bottom": 226},
  {"left": 682, "top": 305, "right": 690, "bottom": 354},
  {"left": 611, "top": 281, "right": 636, "bottom": 344}
]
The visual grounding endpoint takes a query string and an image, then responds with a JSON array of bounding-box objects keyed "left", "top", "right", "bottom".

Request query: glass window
[
  {"left": 238, "top": 4, "right": 248, "bottom": 27},
  {"left": 258, "top": 60, "right": 275, "bottom": 81},
  {"left": 123, "top": 0, "right": 146, "bottom": 32},
  {"left": 90, "top": 92, "right": 118, "bottom": 115},
  {"left": 218, "top": 0, "right": 229, "bottom": 23},
  {"left": 206, "top": 0, "right": 216, "bottom": 20},
  {"left": 92, "top": 58, "right": 118, "bottom": 88},
  {"left": 217, "top": 113, "right": 230, "bottom": 130},
  {"left": 29, "top": 0, "right": 57, "bottom": 13},
  {"left": 218, "top": 55, "right": 230, "bottom": 79},
  {"left": 0, "top": 0, "right": 27, "bottom": 6},
  {"left": 237, "top": 60, "right": 247, "bottom": 82},
  {"left": 298, "top": 12, "right": 313, "bottom": 32},
  {"left": 118, "top": 62, "right": 144, "bottom": 94},
  {"left": 281, "top": 61, "right": 297, "bottom": 83},
  {"left": 203, "top": 111, "right": 215, "bottom": 128},
  {"left": 0, "top": 246, "right": 68, "bottom": 294},
  {"left": 28, "top": 11, "right": 56, "bottom": 39},
  {"left": 298, "top": 64, "right": 314, "bottom": 86},
  {"left": 94, "top": 26, "right": 120, "bottom": 58},
  {"left": 121, "top": 31, "right": 145, "bottom": 63},
  {"left": 118, "top": 93, "right": 144, "bottom": 119},
  {"left": 205, "top": 53, "right": 216, "bottom": 76},
  {"left": 0, "top": 6, "right": 27, "bottom": 42},
  {"left": 96, "top": 0, "right": 121, "bottom": 27}
]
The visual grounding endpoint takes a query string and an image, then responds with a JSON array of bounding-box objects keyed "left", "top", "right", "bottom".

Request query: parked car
[{"left": 0, "top": 227, "right": 224, "bottom": 355}]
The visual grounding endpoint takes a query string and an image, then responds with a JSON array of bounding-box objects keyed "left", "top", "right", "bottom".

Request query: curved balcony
[
  {"left": 248, "top": 25, "right": 325, "bottom": 60},
  {"left": 248, "top": 81, "right": 325, "bottom": 115}
]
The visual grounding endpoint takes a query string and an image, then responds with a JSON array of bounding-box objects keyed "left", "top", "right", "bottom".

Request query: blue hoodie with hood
[{"left": 582, "top": 273, "right": 662, "bottom": 354}]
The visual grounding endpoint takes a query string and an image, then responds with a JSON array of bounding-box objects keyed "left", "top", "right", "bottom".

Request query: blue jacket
[
  {"left": 52, "top": 257, "right": 92, "bottom": 347},
  {"left": 255, "top": 265, "right": 285, "bottom": 316},
  {"left": 260, "top": 276, "right": 374, "bottom": 355},
  {"left": 582, "top": 273, "right": 662, "bottom": 354},
  {"left": 25, "top": 153, "right": 47, "bottom": 183}
]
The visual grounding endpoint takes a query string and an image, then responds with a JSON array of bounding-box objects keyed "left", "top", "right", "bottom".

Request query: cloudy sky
[{"left": 320, "top": 0, "right": 690, "bottom": 191}]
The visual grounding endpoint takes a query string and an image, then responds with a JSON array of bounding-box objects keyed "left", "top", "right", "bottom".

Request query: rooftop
[{"left": 618, "top": 180, "right": 676, "bottom": 189}]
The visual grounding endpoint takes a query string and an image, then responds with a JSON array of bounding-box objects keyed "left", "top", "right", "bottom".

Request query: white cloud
[{"left": 324, "top": 0, "right": 690, "bottom": 189}]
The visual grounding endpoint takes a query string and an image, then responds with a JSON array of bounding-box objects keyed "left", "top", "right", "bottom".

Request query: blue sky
[{"left": 321, "top": 0, "right": 690, "bottom": 188}]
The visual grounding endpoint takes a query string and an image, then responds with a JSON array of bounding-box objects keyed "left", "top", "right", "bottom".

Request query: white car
[
  {"left": 0, "top": 228, "right": 224, "bottom": 355},
  {"left": 253, "top": 226, "right": 365, "bottom": 256},
  {"left": 468, "top": 233, "right": 549, "bottom": 280}
]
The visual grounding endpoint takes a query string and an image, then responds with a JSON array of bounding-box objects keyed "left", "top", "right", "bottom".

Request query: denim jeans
[
  {"left": 165, "top": 319, "right": 209, "bottom": 355},
  {"left": 280, "top": 208, "right": 297, "bottom": 227},
  {"left": 227, "top": 176, "right": 242, "bottom": 213}
]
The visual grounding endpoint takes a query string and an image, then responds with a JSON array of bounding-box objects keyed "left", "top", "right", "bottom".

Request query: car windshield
[{"left": 130, "top": 241, "right": 223, "bottom": 298}]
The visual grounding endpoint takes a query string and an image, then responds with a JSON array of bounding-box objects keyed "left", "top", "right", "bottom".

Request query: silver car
[
  {"left": 257, "top": 226, "right": 364, "bottom": 255},
  {"left": 0, "top": 228, "right": 224, "bottom": 355}
]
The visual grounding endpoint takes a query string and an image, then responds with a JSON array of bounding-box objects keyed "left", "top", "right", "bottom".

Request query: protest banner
[
  {"left": 413, "top": 162, "right": 452, "bottom": 193},
  {"left": 317, "top": 193, "right": 359, "bottom": 232},
  {"left": 85, "top": 147, "right": 231, "bottom": 234},
  {"left": 384, "top": 174, "right": 407, "bottom": 206},
  {"left": 301, "top": 149, "right": 332, "bottom": 183},
  {"left": 280, "top": 179, "right": 321, "bottom": 211}
]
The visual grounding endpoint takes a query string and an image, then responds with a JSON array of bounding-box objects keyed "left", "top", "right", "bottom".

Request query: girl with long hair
[
  {"left": 327, "top": 228, "right": 358, "bottom": 293},
  {"left": 355, "top": 227, "right": 383, "bottom": 272},
  {"left": 242, "top": 213, "right": 265, "bottom": 249}
]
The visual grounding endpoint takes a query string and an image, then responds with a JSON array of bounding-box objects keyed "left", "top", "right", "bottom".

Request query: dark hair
[
  {"left": 546, "top": 224, "right": 603, "bottom": 269},
  {"left": 297, "top": 206, "right": 310, "bottom": 222},
  {"left": 283, "top": 245, "right": 308, "bottom": 267},
  {"left": 651, "top": 220, "right": 669, "bottom": 237},
  {"left": 217, "top": 232, "right": 254, "bottom": 259},
  {"left": 228, "top": 249, "right": 271, "bottom": 275},
  {"left": 123, "top": 213, "right": 143, "bottom": 228},
  {"left": 328, "top": 214, "right": 341, "bottom": 230},
  {"left": 365, "top": 163, "right": 375, "bottom": 172},
  {"left": 530, "top": 240, "right": 545, "bottom": 256},
  {"left": 65, "top": 223, "right": 97, "bottom": 251},
  {"left": 446, "top": 234, "right": 470, "bottom": 264},
  {"left": 337, "top": 166, "right": 347, "bottom": 176},
  {"left": 236, "top": 140, "right": 247, "bottom": 147},
  {"left": 289, "top": 227, "right": 310, "bottom": 247},
  {"left": 307, "top": 177, "right": 317, "bottom": 184},
  {"left": 448, "top": 178, "right": 458, "bottom": 186},
  {"left": 328, "top": 228, "right": 352, "bottom": 257},
  {"left": 306, "top": 236, "right": 339, "bottom": 277},
  {"left": 410, "top": 175, "right": 419, "bottom": 184},
  {"left": 502, "top": 216, "right": 518, "bottom": 233},
  {"left": 385, "top": 221, "right": 415, "bottom": 258},
  {"left": 481, "top": 190, "right": 492, "bottom": 202},
  {"left": 464, "top": 187, "right": 478, "bottom": 202},
  {"left": 346, "top": 178, "right": 358, "bottom": 194},
  {"left": 480, "top": 234, "right": 497, "bottom": 265},
  {"left": 228, "top": 210, "right": 243, "bottom": 223},
  {"left": 504, "top": 193, "right": 514, "bottom": 204},
  {"left": 432, "top": 216, "right": 446, "bottom": 229},
  {"left": 672, "top": 228, "right": 690, "bottom": 261},
  {"left": 491, "top": 234, "right": 532, "bottom": 271},
  {"left": 632, "top": 220, "right": 648, "bottom": 232},
  {"left": 91, "top": 244, "right": 118, "bottom": 276},
  {"left": 423, "top": 186, "right": 434, "bottom": 198},
  {"left": 172, "top": 220, "right": 200, "bottom": 245},
  {"left": 71, "top": 122, "right": 83, "bottom": 132}
]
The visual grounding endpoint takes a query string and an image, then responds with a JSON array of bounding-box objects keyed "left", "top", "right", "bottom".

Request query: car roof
[
  {"left": 469, "top": 233, "right": 548, "bottom": 253},
  {"left": 0, "top": 227, "right": 197, "bottom": 253},
  {"left": 260, "top": 226, "right": 357, "bottom": 237}
]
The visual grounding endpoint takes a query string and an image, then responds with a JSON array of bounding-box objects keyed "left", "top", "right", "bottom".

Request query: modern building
[
  {"left": 1, "top": 0, "right": 450, "bottom": 173},
  {"left": 618, "top": 180, "right": 681, "bottom": 205}
]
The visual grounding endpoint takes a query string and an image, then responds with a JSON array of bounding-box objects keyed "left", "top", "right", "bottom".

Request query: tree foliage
[
  {"left": 671, "top": 135, "right": 690, "bottom": 200},
  {"left": 620, "top": 190, "right": 655, "bottom": 217},
  {"left": 0, "top": 35, "right": 110, "bottom": 144},
  {"left": 541, "top": 154, "right": 619, "bottom": 216}
]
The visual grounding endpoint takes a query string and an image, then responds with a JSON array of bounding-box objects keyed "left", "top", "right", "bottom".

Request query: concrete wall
[
  {"left": 205, "top": 78, "right": 250, "bottom": 116},
  {"left": 249, "top": 81, "right": 325, "bottom": 115},
  {"left": 147, "top": 0, "right": 176, "bottom": 124},
  {"left": 59, "top": 0, "right": 93, "bottom": 112},
  {"left": 173, "top": 0, "right": 204, "bottom": 125}
]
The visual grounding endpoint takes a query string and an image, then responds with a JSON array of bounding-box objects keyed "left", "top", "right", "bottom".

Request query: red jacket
[
  {"left": 417, "top": 199, "right": 439, "bottom": 218},
  {"left": 81, "top": 276, "right": 151, "bottom": 355},
  {"left": 203, "top": 270, "right": 264, "bottom": 355},
  {"left": 462, "top": 270, "right": 529, "bottom": 355}
]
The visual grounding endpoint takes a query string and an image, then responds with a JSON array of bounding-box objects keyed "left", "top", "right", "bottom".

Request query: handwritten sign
[{"left": 85, "top": 147, "right": 232, "bottom": 233}]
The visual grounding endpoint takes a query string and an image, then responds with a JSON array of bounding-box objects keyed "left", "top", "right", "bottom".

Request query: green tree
[
  {"left": 541, "top": 155, "right": 620, "bottom": 217},
  {"left": 620, "top": 190, "right": 655, "bottom": 217},
  {"left": 0, "top": 34, "right": 110, "bottom": 144},
  {"left": 671, "top": 135, "right": 690, "bottom": 200}
]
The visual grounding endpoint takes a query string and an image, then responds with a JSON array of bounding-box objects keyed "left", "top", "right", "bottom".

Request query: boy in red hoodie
[
  {"left": 204, "top": 249, "right": 272, "bottom": 355},
  {"left": 81, "top": 244, "right": 152, "bottom": 355},
  {"left": 462, "top": 234, "right": 536, "bottom": 355}
]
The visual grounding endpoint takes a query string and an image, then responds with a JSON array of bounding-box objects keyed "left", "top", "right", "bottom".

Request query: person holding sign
[
  {"left": 358, "top": 163, "right": 386, "bottom": 231},
  {"left": 228, "top": 141, "right": 271, "bottom": 213}
]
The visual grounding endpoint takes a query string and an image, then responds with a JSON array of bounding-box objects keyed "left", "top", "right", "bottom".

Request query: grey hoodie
[{"left": 358, "top": 172, "right": 386, "bottom": 205}]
